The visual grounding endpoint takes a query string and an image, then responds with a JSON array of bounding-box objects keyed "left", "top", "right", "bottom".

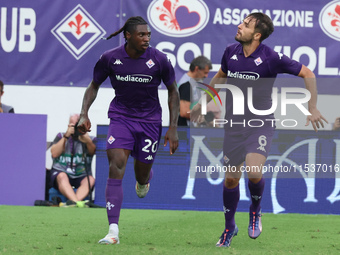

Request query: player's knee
[
  {"left": 109, "top": 157, "right": 126, "bottom": 170},
  {"left": 108, "top": 165, "right": 125, "bottom": 180},
  {"left": 107, "top": 149, "right": 128, "bottom": 174},
  {"left": 248, "top": 171, "right": 262, "bottom": 182},
  {"left": 108, "top": 158, "right": 126, "bottom": 177},
  {"left": 224, "top": 177, "right": 239, "bottom": 188}
]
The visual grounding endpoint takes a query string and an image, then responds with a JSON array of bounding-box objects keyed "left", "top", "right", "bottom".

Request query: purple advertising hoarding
[
  {"left": 0, "top": 114, "right": 47, "bottom": 206},
  {"left": 0, "top": 0, "right": 339, "bottom": 93},
  {"left": 95, "top": 126, "right": 340, "bottom": 214}
]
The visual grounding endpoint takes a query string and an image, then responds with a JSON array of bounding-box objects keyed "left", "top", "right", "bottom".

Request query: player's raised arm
[
  {"left": 78, "top": 80, "right": 101, "bottom": 134},
  {"left": 298, "top": 65, "right": 328, "bottom": 132},
  {"left": 164, "top": 81, "right": 179, "bottom": 155}
]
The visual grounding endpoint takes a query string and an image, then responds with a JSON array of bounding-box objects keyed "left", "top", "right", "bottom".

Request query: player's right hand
[{"left": 78, "top": 115, "right": 91, "bottom": 134}]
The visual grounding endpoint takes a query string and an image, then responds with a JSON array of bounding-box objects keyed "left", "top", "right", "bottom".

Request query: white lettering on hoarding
[
  {"left": 156, "top": 41, "right": 221, "bottom": 72},
  {"left": 156, "top": 42, "right": 339, "bottom": 77},
  {"left": 274, "top": 46, "right": 339, "bottom": 76},
  {"left": 268, "top": 139, "right": 319, "bottom": 213},
  {"left": 327, "top": 139, "right": 340, "bottom": 204},
  {"left": 0, "top": 7, "right": 36, "bottom": 52},
  {"left": 213, "top": 8, "right": 314, "bottom": 28},
  {"left": 183, "top": 135, "right": 340, "bottom": 214}
]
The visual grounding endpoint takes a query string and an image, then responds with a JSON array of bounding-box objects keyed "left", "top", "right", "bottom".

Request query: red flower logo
[{"left": 329, "top": 5, "right": 340, "bottom": 33}]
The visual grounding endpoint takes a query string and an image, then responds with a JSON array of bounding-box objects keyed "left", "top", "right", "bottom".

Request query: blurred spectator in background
[
  {"left": 49, "top": 114, "right": 96, "bottom": 207},
  {"left": 0, "top": 80, "right": 14, "bottom": 113},
  {"left": 332, "top": 117, "right": 340, "bottom": 131},
  {"left": 177, "top": 56, "right": 221, "bottom": 127}
]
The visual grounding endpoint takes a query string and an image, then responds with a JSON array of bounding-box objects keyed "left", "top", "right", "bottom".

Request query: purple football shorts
[
  {"left": 223, "top": 126, "right": 275, "bottom": 167},
  {"left": 106, "top": 118, "right": 162, "bottom": 164}
]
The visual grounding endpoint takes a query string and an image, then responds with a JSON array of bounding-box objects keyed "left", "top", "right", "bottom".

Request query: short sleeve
[
  {"left": 221, "top": 47, "right": 230, "bottom": 74},
  {"left": 160, "top": 54, "right": 176, "bottom": 87},
  {"left": 93, "top": 53, "right": 111, "bottom": 84},
  {"left": 178, "top": 82, "right": 191, "bottom": 101},
  {"left": 269, "top": 50, "right": 302, "bottom": 76}
]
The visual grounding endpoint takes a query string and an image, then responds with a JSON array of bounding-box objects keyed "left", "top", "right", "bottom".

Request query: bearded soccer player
[{"left": 191, "top": 12, "right": 327, "bottom": 247}]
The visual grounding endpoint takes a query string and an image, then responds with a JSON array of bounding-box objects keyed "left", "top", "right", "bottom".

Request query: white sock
[{"left": 109, "top": 223, "right": 119, "bottom": 236}]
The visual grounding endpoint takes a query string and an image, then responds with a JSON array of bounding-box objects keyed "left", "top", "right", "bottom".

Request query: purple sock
[
  {"left": 248, "top": 178, "right": 265, "bottom": 213},
  {"left": 223, "top": 184, "right": 240, "bottom": 231},
  {"left": 106, "top": 178, "right": 123, "bottom": 225}
]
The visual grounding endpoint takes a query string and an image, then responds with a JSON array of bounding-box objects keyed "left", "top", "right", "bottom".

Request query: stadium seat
[
  {"left": 49, "top": 187, "right": 69, "bottom": 202},
  {"left": 48, "top": 187, "right": 89, "bottom": 202}
]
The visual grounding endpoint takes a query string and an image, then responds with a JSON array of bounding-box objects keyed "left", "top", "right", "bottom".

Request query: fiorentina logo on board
[
  {"left": 319, "top": 0, "right": 340, "bottom": 41},
  {"left": 51, "top": 4, "right": 106, "bottom": 60},
  {"left": 147, "top": 0, "right": 209, "bottom": 37}
]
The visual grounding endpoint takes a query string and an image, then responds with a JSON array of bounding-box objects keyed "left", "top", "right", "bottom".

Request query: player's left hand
[
  {"left": 305, "top": 108, "right": 328, "bottom": 132},
  {"left": 164, "top": 126, "right": 179, "bottom": 155}
]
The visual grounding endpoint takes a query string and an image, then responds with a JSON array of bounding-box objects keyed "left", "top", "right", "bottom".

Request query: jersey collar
[
  {"left": 237, "top": 43, "right": 264, "bottom": 58},
  {"left": 121, "top": 43, "right": 148, "bottom": 59}
]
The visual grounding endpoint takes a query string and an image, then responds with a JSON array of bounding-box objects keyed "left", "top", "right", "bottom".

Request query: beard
[
  {"left": 235, "top": 30, "right": 256, "bottom": 46},
  {"left": 235, "top": 35, "right": 253, "bottom": 45}
]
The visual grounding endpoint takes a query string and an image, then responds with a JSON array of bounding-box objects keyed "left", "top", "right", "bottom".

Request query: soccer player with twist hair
[
  {"left": 191, "top": 13, "right": 327, "bottom": 247},
  {"left": 77, "top": 16, "right": 179, "bottom": 244}
]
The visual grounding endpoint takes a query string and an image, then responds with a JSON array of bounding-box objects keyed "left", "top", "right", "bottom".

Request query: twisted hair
[{"left": 104, "top": 16, "right": 148, "bottom": 40}]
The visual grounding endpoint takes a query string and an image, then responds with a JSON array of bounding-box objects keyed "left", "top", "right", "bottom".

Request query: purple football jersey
[
  {"left": 93, "top": 44, "right": 175, "bottom": 123},
  {"left": 221, "top": 43, "right": 302, "bottom": 130}
]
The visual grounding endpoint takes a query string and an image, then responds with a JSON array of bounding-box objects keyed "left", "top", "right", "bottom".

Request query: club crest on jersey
[
  {"left": 108, "top": 136, "right": 115, "bottom": 144},
  {"left": 146, "top": 59, "right": 155, "bottom": 68},
  {"left": 254, "top": 57, "right": 263, "bottom": 66}
]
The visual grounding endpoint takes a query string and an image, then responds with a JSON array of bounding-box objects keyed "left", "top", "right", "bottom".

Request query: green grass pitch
[{"left": 0, "top": 205, "right": 339, "bottom": 255}]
